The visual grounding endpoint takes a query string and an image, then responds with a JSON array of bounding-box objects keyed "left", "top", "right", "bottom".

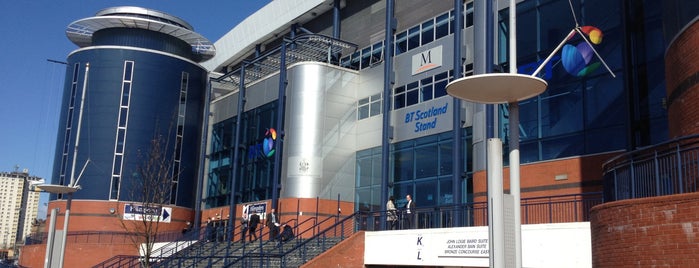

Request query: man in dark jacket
[
  {"left": 248, "top": 213, "right": 260, "bottom": 241},
  {"left": 265, "top": 208, "right": 279, "bottom": 240},
  {"left": 405, "top": 194, "right": 416, "bottom": 229}
]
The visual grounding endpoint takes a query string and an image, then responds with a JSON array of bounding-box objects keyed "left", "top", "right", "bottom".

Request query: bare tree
[{"left": 119, "top": 129, "right": 177, "bottom": 268}]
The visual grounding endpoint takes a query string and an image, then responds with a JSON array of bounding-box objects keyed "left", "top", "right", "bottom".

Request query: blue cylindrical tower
[{"left": 51, "top": 6, "right": 214, "bottom": 208}]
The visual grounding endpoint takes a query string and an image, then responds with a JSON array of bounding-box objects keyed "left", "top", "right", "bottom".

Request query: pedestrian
[
  {"left": 405, "top": 194, "right": 415, "bottom": 229},
  {"left": 248, "top": 213, "right": 260, "bottom": 242},
  {"left": 206, "top": 218, "right": 214, "bottom": 242},
  {"left": 386, "top": 196, "right": 398, "bottom": 230},
  {"left": 240, "top": 214, "right": 249, "bottom": 243},
  {"left": 265, "top": 208, "right": 279, "bottom": 240}
]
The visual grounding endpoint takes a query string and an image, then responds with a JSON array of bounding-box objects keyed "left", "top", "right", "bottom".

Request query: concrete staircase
[{"left": 155, "top": 237, "right": 343, "bottom": 268}]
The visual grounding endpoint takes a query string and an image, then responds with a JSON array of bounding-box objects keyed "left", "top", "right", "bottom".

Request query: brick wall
[
  {"left": 301, "top": 231, "right": 365, "bottom": 268},
  {"left": 19, "top": 200, "right": 194, "bottom": 267},
  {"left": 590, "top": 192, "right": 699, "bottom": 267},
  {"left": 665, "top": 20, "right": 699, "bottom": 138}
]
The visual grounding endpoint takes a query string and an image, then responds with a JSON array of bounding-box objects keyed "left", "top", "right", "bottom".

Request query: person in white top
[{"left": 386, "top": 196, "right": 398, "bottom": 230}]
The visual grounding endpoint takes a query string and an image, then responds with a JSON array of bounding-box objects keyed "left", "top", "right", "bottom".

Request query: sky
[{"left": 0, "top": 0, "right": 271, "bottom": 216}]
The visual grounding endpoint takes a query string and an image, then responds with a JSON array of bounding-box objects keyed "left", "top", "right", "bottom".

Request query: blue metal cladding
[{"left": 50, "top": 48, "right": 206, "bottom": 208}]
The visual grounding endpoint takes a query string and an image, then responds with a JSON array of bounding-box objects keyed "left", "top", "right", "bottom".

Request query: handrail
[
  {"left": 603, "top": 134, "right": 699, "bottom": 201},
  {"left": 209, "top": 215, "right": 338, "bottom": 267},
  {"left": 90, "top": 193, "right": 601, "bottom": 267}
]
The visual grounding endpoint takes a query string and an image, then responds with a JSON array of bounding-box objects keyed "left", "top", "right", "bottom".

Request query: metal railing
[
  {"left": 603, "top": 134, "right": 699, "bottom": 202},
  {"left": 89, "top": 192, "right": 600, "bottom": 267},
  {"left": 356, "top": 192, "right": 602, "bottom": 231}
]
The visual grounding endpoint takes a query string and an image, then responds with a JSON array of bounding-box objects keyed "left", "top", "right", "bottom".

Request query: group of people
[
  {"left": 240, "top": 208, "right": 294, "bottom": 243},
  {"left": 386, "top": 194, "right": 416, "bottom": 230}
]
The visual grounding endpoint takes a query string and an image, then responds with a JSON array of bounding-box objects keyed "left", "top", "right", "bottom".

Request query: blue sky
[{"left": 0, "top": 1, "right": 271, "bottom": 215}]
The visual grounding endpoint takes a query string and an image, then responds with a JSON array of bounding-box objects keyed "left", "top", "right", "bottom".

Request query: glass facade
[
  {"left": 356, "top": 130, "right": 471, "bottom": 212},
  {"left": 498, "top": 0, "right": 667, "bottom": 162},
  {"left": 352, "top": 0, "right": 668, "bottom": 211},
  {"left": 206, "top": 101, "right": 279, "bottom": 208},
  {"left": 205, "top": 0, "right": 672, "bottom": 217}
]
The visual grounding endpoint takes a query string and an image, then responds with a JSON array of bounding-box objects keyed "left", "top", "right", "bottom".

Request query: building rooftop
[{"left": 66, "top": 6, "right": 215, "bottom": 62}]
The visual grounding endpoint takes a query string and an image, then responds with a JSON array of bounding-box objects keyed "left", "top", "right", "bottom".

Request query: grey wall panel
[{"left": 281, "top": 63, "right": 359, "bottom": 201}]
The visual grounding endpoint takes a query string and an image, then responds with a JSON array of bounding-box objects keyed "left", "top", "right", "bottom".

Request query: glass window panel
[
  {"left": 541, "top": 134, "right": 584, "bottom": 160},
  {"left": 124, "top": 62, "right": 133, "bottom": 81},
  {"left": 119, "top": 108, "right": 128, "bottom": 127},
  {"left": 394, "top": 149, "right": 414, "bottom": 182},
  {"left": 439, "top": 179, "right": 453, "bottom": 205},
  {"left": 415, "top": 145, "right": 438, "bottom": 178},
  {"left": 439, "top": 141, "right": 453, "bottom": 176},
  {"left": 395, "top": 31, "right": 408, "bottom": 56},
  {"left": 406, "top": 81, "right": 419, "bottom": 106},
  {"left": 408, "top": 25, "right": 420, "bottom": 50},
  {"left": 121, "top": 83, "right": 131, "bottom": 106},
  {"left": 350, "top": 51, "right": 361, "bottom": 69},
  {"left": 407, "top": 88, "right": 419, "bottom": 106},
  {"left": 371, "top": 41, "right": 383, "bottom": 64},
  {"left": 360, "top": 47, "right": 372, "bottom": 69},
  {"left": 358, "top": 105, "right": 369, "bottom": 120},
  {"left": 415, "top": 180, "right": 437, "bottom": 207},
  {"left": 116, "top": 129, "right": 125, "bottom": 153},
  {"left": 520, "top": 140, "right": 540, "bottom": 163},
  {"left": 358, "top": 97, "right": 369, "bottom": 106},
  {"left": 394, "top": 93, "right": 406, "bottom": 110},
  {"left": 372, "top": 153, "right": 382, "bottom": 186},
  {"left": 110, "top": 176, "right": 120, "bottom": 199},
  {"left": 584, "top": 76, "right": 625, "bottom": 129},
  {"left": 421, "top": 77, "right": 434, "bottom": 102},
  {"left": 393, "top": 182, "right": 414, "bottom": 209},
  {"left": 516, "top": 6, "right": 537, "bottom": 58},
  {"left": 465, "top": 2, "right": 474, "bottom": 27},
  {"left": 449, "top": 10, "right": 455, "bottom": 34},
  {"left": 72, "top": 64, "right": 79, "bottom": 82},
  {"left": 340, "top": 56, "right": 351, "bottom": 68},
  {"left": 421, "top": 19, "right": 434, "bottom": 45},
  {"left": 370, "top": 99, "right": 382, "bottom": 117},
  {"left": 434, "top": 79, "right": 448, "bottom": 98},
  {"left": 357, "top": 158, "right": 372, "bottom": 187},
  {"left": 435, "top": 13, "right": 450, "bottom": 39},
  {"left": 69, "top": 86, "right": 77, "bottom": 107},
  {"left": 356, "top": 188, "right": 372, "bottom": 211},
  {"left": 540, "top": 84, "right": 583, "bottom": 137},
  {"left": 113, "top": 155, "right": 123, "bottom": 175},
  {"left": 585, "top": 125, "right": 625, "bottom": 154}
]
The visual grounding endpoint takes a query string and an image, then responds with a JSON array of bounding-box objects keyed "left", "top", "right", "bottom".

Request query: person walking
[
  {"left": 265, "top": 208, "right": 279, "bottom": 240},
  {"left": 405, "top": 194, "right": 415, "bottom": 229},
  {"left": 248, "top": 213, "right": 260, "bottom": 242},
  {"left": 240, "top": 214, "right": 249, "bottom": 243}
]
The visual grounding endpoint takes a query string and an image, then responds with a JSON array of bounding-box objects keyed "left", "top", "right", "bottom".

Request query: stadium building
[{"left": 19, "top": 0, "right": 699, "bottom": 267}]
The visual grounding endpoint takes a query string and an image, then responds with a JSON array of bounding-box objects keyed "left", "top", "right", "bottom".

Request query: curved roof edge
[
  {"left": 66, "top": 6, "right": 215, "bottom": 62},
  {"left": 202, "top": 0, "right": 334, "bottom": 72}
]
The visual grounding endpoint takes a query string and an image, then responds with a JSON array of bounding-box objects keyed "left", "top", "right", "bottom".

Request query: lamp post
[
  {"left": 446, "top": 2, "right": 546, "bottom": 267},
  {"left": 39, "top": 62, "right": 90, "bottom": 268},
  {"left": 36, "top": 185, "right": 79, "bottom": 268}
]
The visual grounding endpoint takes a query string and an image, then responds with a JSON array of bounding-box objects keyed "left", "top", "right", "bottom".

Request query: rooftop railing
[{"left": 603, "top": 134, "right": 699, "bottom": 202}]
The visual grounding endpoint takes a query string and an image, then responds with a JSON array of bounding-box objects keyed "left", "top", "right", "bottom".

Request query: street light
[
  {"left": 38, "top": 62, "right": 90, "bottom": 268},
  {"left": 446, "top": 1, "right": 546, "bottom": 267},
  {"left": 37, "top": 185, "right": 79, "bottom": 268}
]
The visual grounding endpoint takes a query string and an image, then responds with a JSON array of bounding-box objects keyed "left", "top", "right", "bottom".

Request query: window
[
  {"left": 421, "top": 19, "right": 435, "bottom": 45},
  {"left": 357, "top": 93, "right": 382, "bottom": 120},
  {"left": 393, "top": 70, "right": 453, "bottom": 111}
]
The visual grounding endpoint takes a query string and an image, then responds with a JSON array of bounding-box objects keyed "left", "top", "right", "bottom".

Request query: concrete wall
[{"left": 364, "top": 222, "right": 592, "bottom": 267}]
